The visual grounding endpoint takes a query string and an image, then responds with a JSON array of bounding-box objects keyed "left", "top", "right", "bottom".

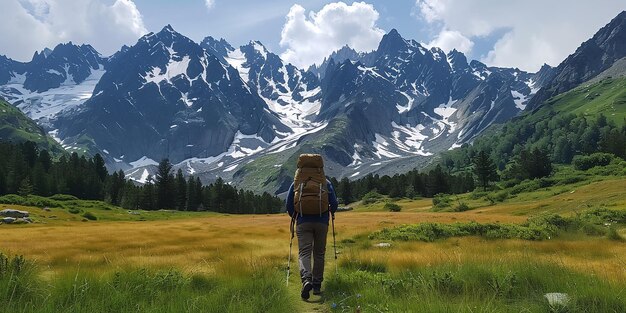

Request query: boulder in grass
[
  {"left": 1, "top": 217, "right": 16, "bottom": 224},
  {"left": 0, "top": 209, "right": 29, "bottom": 218},
  {"left": 544, "top": 293, "right": 570, "bottom": 308}
]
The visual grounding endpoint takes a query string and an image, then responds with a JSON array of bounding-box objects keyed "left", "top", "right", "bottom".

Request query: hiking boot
[
  {"left": 301, "top": 280, "right": 313, "bottom": 300},
  {"left": 312, "top": 284, "right": 322, "bottom": 295}
]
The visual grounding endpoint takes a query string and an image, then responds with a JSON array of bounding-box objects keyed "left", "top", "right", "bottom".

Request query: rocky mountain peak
[{"left": 377, "top": 28, "right": 409, "bottom": 55}]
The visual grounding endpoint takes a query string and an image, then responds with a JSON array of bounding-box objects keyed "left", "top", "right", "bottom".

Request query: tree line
[
  {"left": 330, "top": 165, "right": 476, "bottom": 204},
  {"left": 440, "top": 113, "right": 626, "bottom": 174},
  {"left": 0, "top": 141, "right": 283, "bottom": 213}
]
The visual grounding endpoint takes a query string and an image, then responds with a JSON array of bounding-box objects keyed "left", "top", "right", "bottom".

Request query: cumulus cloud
[
  {"left": 0, "top": 0, "right": 147, "bottom": 61},
  {"left": 425, "top": 29, "right": 473, "bottom": 54},
  {"left": 280, "top": 1, "right": 385, "bottom": 68},
  {"left": 415, "top": 0, "right": 626, "bottom": 71},
  {"left": 204, "top": 0, "right": 214, "bottom": 11}
]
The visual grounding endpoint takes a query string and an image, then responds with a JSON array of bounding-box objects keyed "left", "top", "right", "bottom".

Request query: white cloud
[
  {"left": 425, "top": 29, "right": 473, "bottom": 54},
  {"left": 204, "top": 0, "right": 214, "bottom": 11},
  {"left": 280, "top": 1, "right": 385, "bottom": 68},
  {"left": 415, "top": 0, "right": 626, "bottom": 71},
  {"left": 0, "top": 0, "right": 147, "bottom": 61}
]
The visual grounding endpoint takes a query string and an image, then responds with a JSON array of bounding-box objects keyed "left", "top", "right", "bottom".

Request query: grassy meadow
[{"left": 1, "top": 167, "right": 625, "bottom": 312}]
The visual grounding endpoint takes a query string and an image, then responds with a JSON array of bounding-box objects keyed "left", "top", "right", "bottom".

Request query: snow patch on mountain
[
  {"left": 130, "top": 156, "right": 159, "bottom": 168},
  {"left": 1, "top": 66, "right": 106, "bottom": 123},
  {"left": 224, "top": 49, "right": 249, "bottom": 82},
  {"left": 143, "top": 56, "right": 191, "bottom": 85},
  {"left": 373, "top": 134, "right": 401, "bottom": 159},
  {"left": 396, "top": 91, "right": 415, "bottom": 113},
  {"left": 434, "top": 97, "right": 458, "bottom": 133},
  {"left": 511, "top": 90, "right": 527, "bottom": 110}
]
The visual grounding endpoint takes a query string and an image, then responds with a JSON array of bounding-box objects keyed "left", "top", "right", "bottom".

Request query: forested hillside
[{"left": 0, "top": 141, "right": 283, "bottom": 213}]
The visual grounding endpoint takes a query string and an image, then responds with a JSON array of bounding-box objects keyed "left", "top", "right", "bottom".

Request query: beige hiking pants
[{"left": 296, "top": 222, "right": 328, "bottom": 285}]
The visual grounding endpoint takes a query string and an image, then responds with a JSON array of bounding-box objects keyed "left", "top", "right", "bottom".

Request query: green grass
[
  {"left": 351, "top": 164, "right": 626, "bottom": 216},
  {"left": 545, "top": 77, "right": 626, "bottom": 124},
  {"left": 0, "top": 194, "right": 222, "bottom": 224},
  {"left": 369, "top": 209, "right": 626, "bottom": 242},
  {"left": 325, "top": 260, "right": 626, "bottom": 312},
  {"left": 233, "top": 152, "right": 293, "bottom": 194},
  {"left": 0, "top": 253, "right": 295, "bottom": 313},
  {"left": 0, "top": 99, "right": 64, "bottom": 155}
]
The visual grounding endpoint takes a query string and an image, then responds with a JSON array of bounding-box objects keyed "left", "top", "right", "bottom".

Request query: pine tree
[
  {"left": 141, "top": 176, "right": 156, "bottom": 210},
  {"left": 338, "top": 177, "right": 353, "bottom": 204},
  {"left": 426, "top": 165, "right": 448, "bottom": 196},
  {"left": 175, "top": 169, "right": 187, "bottom": 210},
  {"left": 93, "top": 153, "right": 108, "bottom": 181},
  {"left": 155, "top": 159, "right": 175, "bottom": 209},
  {"left": 18, "top": 177, "right": 33, "bottom": 197},
  {"left": 473, "top": 150, "right": 498, "bottom": 191},
  {"left": 108, "top": 170, "right": 126, "bottom": 206},
  {"left": 186, "top": 176, "right": 201, "bottom": 211}
]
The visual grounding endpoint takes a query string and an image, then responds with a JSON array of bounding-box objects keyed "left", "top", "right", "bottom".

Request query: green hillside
[
  {"left": 0, "top": 98, "right": 64, "bottom": 154},
  {"left": 541, "top": 76, "right": 626, "bottom": 124},
  {"left": 440, "top": 76, "right": 626, "bottom": 174}
]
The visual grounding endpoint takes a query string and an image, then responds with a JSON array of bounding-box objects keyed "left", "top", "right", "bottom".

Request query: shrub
[
  {"left": 68, "top": 208, "right": 81, "bottom": 214},
  {"left": 500, "top": 179, "right": 519, "bottom": 189},
  {"left": 487, "top": 191, "right": 509, "bottom": 204},
  {"left": 22, "top": 196, "right": 64, "bottom": 208},
  {"left": 82, "top": 212, "right": 97, "bottom": 221},
  {"left": 0, "top": 194, "right": 25, "bottom": 205},
  {"left": 370, "top": 209, "right": 626, "bottom": 242},
  {"left": 469, "top": 191, "right": 488, "bottom": 200},
  {"left": 607, "top": 227, "right": 624, "bottom": 241},
  {"left": 432, "top": 194, "right": 452, "bottom": 209},
  {"left": 555, "top": 175, "right": 587, "bottom": 186},
  {"left": 362, "top": 191, "right": 384, "bottom": 204},
  {"left": 453, "top": 203, "right": 471, "bottom": 212},
  {"left": 383, "top": 203, "right": 401, "bottom": 212},
  {"left": 505, "top": 177, "right": 554, "bottom": 194},
  {"left": 49, "top": 194, "right": 79, "bottom": 201},
  {"left": 573, "top": 153, "right": 614, "bottom": 171},
  {"left": 537, "top": 177, "right": 555, "bottom": 188}
]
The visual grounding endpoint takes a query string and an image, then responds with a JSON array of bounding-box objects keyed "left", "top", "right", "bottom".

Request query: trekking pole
[
  {"left": 331, "top": 212, "right": 338, "bottom": 275},
  {"left": 286, "top": 216, "right": 296, "bottom": 286}
]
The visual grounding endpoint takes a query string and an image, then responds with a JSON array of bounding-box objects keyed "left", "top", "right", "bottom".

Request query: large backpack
[{"left": 293, "top": 154, "right": 329, "bottom": 216}]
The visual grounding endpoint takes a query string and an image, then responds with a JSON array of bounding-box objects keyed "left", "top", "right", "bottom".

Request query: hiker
[{"left": 286, "top": 154, "right": 338, "bottom": 300}]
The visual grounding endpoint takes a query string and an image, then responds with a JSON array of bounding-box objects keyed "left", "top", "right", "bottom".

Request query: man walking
[{"left": 286, "top": 154, "right": 338, "bottom": 300}]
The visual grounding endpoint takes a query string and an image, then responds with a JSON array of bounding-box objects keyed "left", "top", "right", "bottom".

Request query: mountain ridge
[{"left": 17, "top": 17, "right": 626, "bottom": 195}]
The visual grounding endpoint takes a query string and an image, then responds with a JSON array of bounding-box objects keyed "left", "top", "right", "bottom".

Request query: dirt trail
[{"left": 289, "top": 266, "right": 334, "bottom": 313}]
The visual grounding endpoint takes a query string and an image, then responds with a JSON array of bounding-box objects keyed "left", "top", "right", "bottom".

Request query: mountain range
[{"left": 1, "top": 11, "right": 625, "bottom": 195}]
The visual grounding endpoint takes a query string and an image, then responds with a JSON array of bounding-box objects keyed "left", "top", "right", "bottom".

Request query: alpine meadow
[{"left": 1, "top": 1, "right": 626, "bottom": 312}]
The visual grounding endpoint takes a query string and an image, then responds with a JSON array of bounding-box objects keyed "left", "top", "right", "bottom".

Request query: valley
[{"left": 0, "top": 168, "right": 625, "bottom": 312}]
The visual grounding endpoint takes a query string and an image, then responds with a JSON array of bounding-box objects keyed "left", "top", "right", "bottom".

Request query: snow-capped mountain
[
  {"left": 308, "top": 45, "right": 376, "bottom": 79},
  {"left": 218, "top": 29, "right": 548, "bottom": 194},
  {"left": 0, "top": 25, "right": 551, "bottom": 194},
  {"left": 54, "top": 25, "right": 289, "bottom": 169},
  {"left": 212, "top": 39, "right": 322, "bottom": 132},
  {"left": 0, "top": 43, "right": 107, "bottom": 127}
]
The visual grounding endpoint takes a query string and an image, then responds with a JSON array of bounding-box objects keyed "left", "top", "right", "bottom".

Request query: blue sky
[
  {"left": 133, "top": 0, "right": 436, "bottom": 54},
  {"left": 132, "top": 0, "right": 499, "bottom": 65},
  {"left": 3, "top": 0, "right": 626, "bottom": 71}
]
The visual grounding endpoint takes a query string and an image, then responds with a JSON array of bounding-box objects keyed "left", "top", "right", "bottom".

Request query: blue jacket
[{"left": 286, "top": 180, "right": 338, "bottom": 225}]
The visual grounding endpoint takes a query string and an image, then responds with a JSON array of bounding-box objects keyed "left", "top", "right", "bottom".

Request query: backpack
[{"left": 293, "top": 154, "right": 329, "bottom": 216}]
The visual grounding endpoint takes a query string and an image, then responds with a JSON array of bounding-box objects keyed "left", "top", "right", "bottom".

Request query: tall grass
[
  {"left": 370, "top": 209, "right": 626, "bottom": 242},
  {"left": 325, "top": 260, "right": 626, "bottom": 312},
  {"left": 0, "top": 253, "right": 295, "bottom": 313}
]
